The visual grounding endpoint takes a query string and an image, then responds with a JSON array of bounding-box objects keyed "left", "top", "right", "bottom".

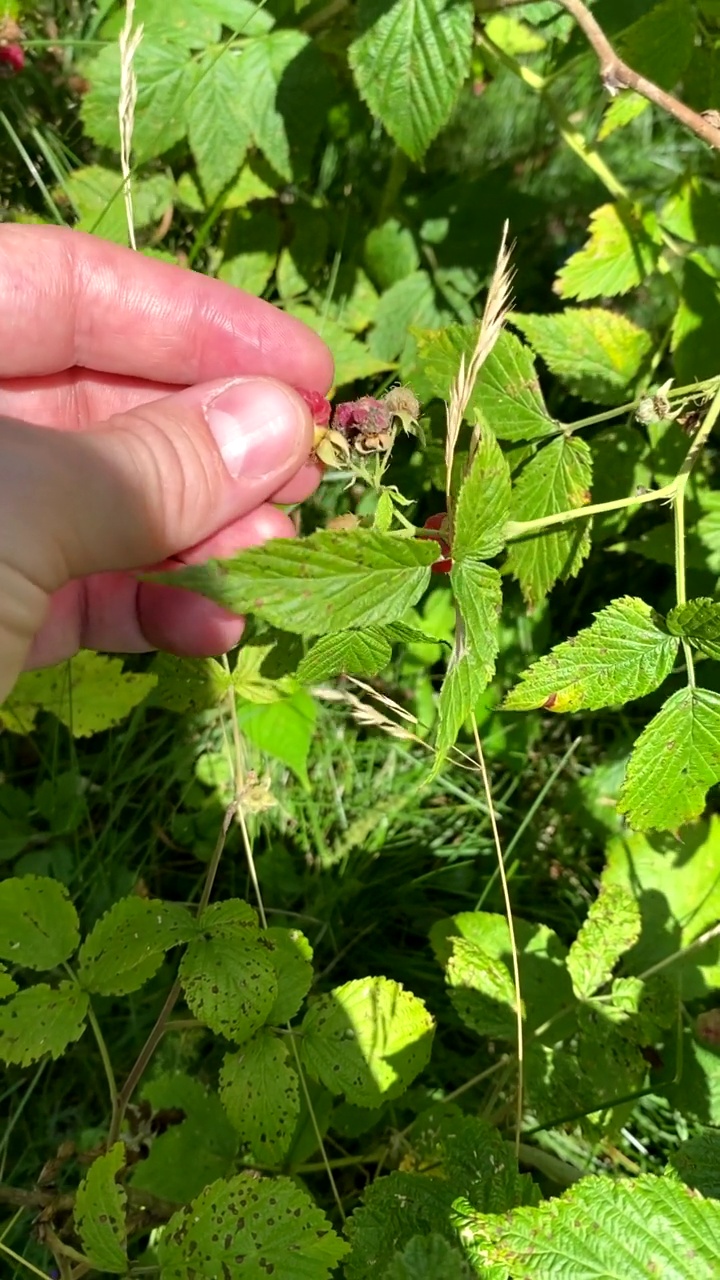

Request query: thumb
[{"left": 0, "top": 377, "right": 312, "bottom": 691}]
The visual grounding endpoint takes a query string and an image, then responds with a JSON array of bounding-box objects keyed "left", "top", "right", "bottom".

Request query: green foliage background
[{"left": 2, "top": 0, "right": 720, "bottom": 1276}]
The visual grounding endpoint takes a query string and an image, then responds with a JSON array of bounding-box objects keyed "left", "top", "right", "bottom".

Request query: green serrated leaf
[
  {"left": 130, "top": 1073, "right": 237, "bottom": 1205},
  {"left": 0, "top": 653, "right": 157, "bottom": 738},
  {"left": 506, "top": 435, "right": 593, "bottom": 608},
  {"left": 74, "top": 1143, "right": 127, "bottom": 1275},
  {"left": 416, "top": 326, "right": 555, "bottom": 442},
  {"left": 288, "top": 304, "right": 395, "bottom": 385},
  {"left": 231, "top": 641, "right": 296, "bottom": 705},
  {"left": 430, "top": 912, "right": 572, "bottom": 1038},
  {"left": 668, "top": 597, "right": 720, "bottom": 659},
  {"left": 179, "top": 902, "right": 277, "bottom": 1042},
  {"left": 671, "top": 1130, "right": 720, "bottom": 1199},
  {"left": 152, "top": 531, "right": 437, "bottom": 636},
  {"left": 370, "top": 272, "right": 446, "bottom": 365},
  {"left": 504, "top": 597, "right": 678, "bottom": 713},
  {"left": 59, "top": 165, "right": 174, "bottom": 244},
  {"left": 219, "top": 1030, "right": 299, "bottom": 1163},
  {"left": 296, "top": 628, "right": 393, "bottom": 683},
  {"left": 349, "top": 0, "right": 474, "bottom": 161},
  {"left": 434, "top": 561, "right": 502, "bottom": 768},
  {"left": 556, "top": 202, "right": 662, "bottom": 302},
  {"left": 301, "top": 976, "right": 434, "bottom": 1108},
  {"left": 445, "top": 934, "right": 519, "bottom": 1038},
  {"left": 618, "top": 687, "right": 720, "bottom": 832},
  {"left": 78, "top": 898, "right": 196, "bottom": 996},
  {"left": 100, "top": 0, "right": 221, "bottom": 45},
  {"left": 0, "top": 875, "right": 80, "bottom": 970},
  {"left": 264, "top": 926, "right": 313, "bottom": 1024},
  {"left": 453, "top": 1173, "right": 720, "bottom": 1278},
  {"left": 157, "top": 1172, "right": 349, "bottom": 1277},
  {"left": 0, "top": 981, "right": 88, "bottom": 1066},
  {"left": 383, "top": 1234, "right": 473, "bottom": 1278},
  {"left": 598, "top": 90, "right": 649, "bottom": 140},
  {"left": 149, "top": 654, "right": 232, "bottom": 713},
  {"left": 512, "top": 309, "right": 652, "bottom": 405},
  {"left": 80, "top": 41, "right": 197, "bottom": 162},
  {"left": 567, "top": 885, "right": 641, "bottom": 1000},
  {"left": 235, "top": 31, "right": 333, "bottom": 180},
  {"left": 345, "top": 1114, "right": 537, "bottom": 1279},
  {"left": 453, "top": 428, "right": 511, "bottom": 561},
  {"left": 603, "top": 815, "right": 720, "bottom": 999},
  {"left": 616, "top": 0, "right": 695, "bottom": 88},
  {"left": 235, "top": 690, "right": 316, "bottom": 788},
  {"left": 188, "top": 50, "right": 251, "bottom": 202}
]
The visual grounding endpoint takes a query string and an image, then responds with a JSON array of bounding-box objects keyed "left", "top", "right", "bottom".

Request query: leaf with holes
[
  {"left": 567, "top": 885, "right": 641, "bottom": 1000},
  {"left": 506, "top": 435, "right": 593, "bottom": 608},
  {"left": 151, "top": 531, "right": 437, "bottom": 635},
  {"left": 618, "top": 687, "right": 720, "bottom": 832},
  {"left": 74, "top": 1144, "right": 127, "bottom": 1276},
  {"left": 219, "top": 1030, "right": 299, "bottom": 1163},
  {"left": 179, "top": 902, "right": 277, "bottom": 1042},
  {"left": 0, "top": 875, "right": 80, "bottom": 970},
  {"left": 301, "top": 976, "right": 434, "bottom": 1108},
  {"left": 349, "top": 0, "right": 474, "bottom": 161},
  {"left": 157, "top": 1172, "right": 349, "bottom": 1278},
  {"left": 264, "top": 927, "right": 313, "bottom": 1024},
  {"left": 0, "top": 982, "right": 88, "bottom": 1066},
  {"left": 78, "top": 898, "right": 196, "bottom": 996},
  {"left": 504, "top": 598, "right": 678, "bottom": 713}
]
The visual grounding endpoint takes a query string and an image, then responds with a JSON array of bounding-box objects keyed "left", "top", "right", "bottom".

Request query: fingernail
[{"left": 205, "top": 379, "right": 309, "bottom": 480}]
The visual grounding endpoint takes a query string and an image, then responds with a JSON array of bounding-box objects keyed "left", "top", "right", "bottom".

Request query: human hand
[{"left": 0, "top": 226, "right": 333, "bottom": 704}]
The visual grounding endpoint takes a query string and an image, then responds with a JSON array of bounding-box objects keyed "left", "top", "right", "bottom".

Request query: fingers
[
  {"left": 23, "top": 505, "right": 296, "bottom": 670},
  {"left": 0, "top": 225, "right": 334, "bottom": 390}
]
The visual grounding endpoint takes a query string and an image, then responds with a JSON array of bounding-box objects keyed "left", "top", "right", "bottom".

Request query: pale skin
[{"left": 0, "top": 225, "right": 334, "bottom": 704}]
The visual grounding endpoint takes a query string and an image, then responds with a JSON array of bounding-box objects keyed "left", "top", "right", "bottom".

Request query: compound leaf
[
  {"left": 74, "top": 1143, "right": 127, "bottom": 1275},
  {"left": 453, "top": 428, "right": 511, "bottom": 562},
  {"left": 555, "top": 202, "right": 661, "bottom": 301},
  {"left": 81, "top": 41, "right": 197, "bottom": 162},
  {"left": 668, "top": 597, "right": 720, "bottom": 659},
  {"left": 567, "top": 884, "right": 641, "bottom": 1000},
  {"left": 506, "top": 435, "right": 593, "bottom": 608},
  {"left": 453, "top": 1173, "right": 720, "bottom": 1278},
  {"left": 300, "top": 976, "right": 434, "bottom": 1108},
  {"left": 77, "top": 898, "right": 196, "bottom": 997},
  {"left": 618, "top": 687, "right": 720, "bottom": 832},
  {"left": 513, "top": 308, "right": 651, "bottom": 404},
  {"left": 0, "top": 981, "right": 88, "bottom": 1066},
  {"left": 0, "top": 875, "right": 80, "bottom": 970},
  {"left": 179, "top": 901, "right": 277, "bottom": 1043},
  {"left": 219, "top": 1030, "right": 299, "bottom": 1163},
  {"left": 349, "top": 0, "right": 474, "bottom": 162},
  {"left": 157, "top": 1172, "right": 349, "bottom": 1278},
  {"left": 504, "top": 597, "right": 678, "bottom": 713},
  {"left": 152, "top": 531, "right": 437, "bottom": 636}
]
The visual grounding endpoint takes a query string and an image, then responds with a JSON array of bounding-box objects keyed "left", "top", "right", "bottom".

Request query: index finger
[{"left": 0, "top": 225, "right": 334, "bottom": 391}]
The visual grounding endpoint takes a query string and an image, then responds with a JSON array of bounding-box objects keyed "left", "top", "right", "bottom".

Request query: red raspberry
[
  {"left": 422, "top": 514, "right": 452, "bottom": 574},
  {"left": 333, "top": 397, "right": 391, "bottom": 433},
  {"left": 297, "top": 387, "right": 331, "bottom": 427},
  {"left": 0, "top": 44, "right": 24, "bottom": 74}
]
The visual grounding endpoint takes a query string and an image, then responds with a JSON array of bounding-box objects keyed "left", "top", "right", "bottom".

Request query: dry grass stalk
[
  {"left": 445, "top": 220, "right": 514, "bottom": 504},
  {"left": 118, "top": 0, "right": 143, "bottom": 251}
]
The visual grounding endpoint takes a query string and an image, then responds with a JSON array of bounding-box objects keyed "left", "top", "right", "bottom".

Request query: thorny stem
[{"left": 107, "top": 803, "right": 237, "bottom": 1147}]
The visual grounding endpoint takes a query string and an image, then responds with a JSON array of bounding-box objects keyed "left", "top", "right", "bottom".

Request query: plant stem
[
  {"left": 506, "top": 482, "right": 675, "bottom": 541},
  {"left": 107, "top": 802, "right": 237, "bottom": 1147},
  {"left": 0, "top": 1240, "right": 52, "bottom": 1280},
  {"left": 85, "top": 1002, "right": 119, "bottom": 1118}
]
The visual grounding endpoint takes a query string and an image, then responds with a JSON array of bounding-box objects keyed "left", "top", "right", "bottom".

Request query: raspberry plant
[{"left": 3, "top": 0, "right": 720, "bottom": 1277}]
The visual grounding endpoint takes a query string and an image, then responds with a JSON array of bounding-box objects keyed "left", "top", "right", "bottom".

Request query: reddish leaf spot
[{"left": 543, "top": 692, "right": 558, "bottom": 710}]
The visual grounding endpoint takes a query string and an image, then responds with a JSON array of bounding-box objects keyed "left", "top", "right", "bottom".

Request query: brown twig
[
  {"left": 0, "top": 1181, "right": 176, "bottom": 1220},
  {"left": 556, "top": 0, "right": 720, "bottom": 150}
]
